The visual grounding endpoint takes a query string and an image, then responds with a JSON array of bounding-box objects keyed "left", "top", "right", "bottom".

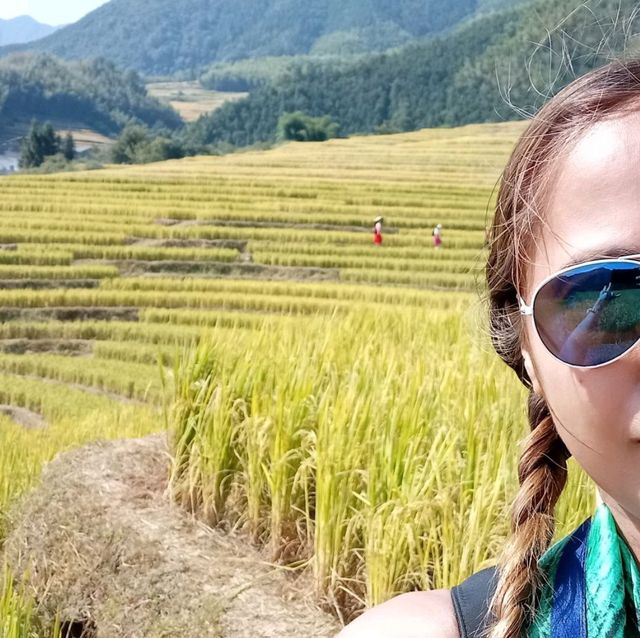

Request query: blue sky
[{"left": 0, "top": 0, "right": 109, "bottom": 26}]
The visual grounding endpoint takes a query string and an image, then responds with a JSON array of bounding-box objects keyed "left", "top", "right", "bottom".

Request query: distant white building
[{"left": 0, "top": 153, "right": 19, "bottom": 174}]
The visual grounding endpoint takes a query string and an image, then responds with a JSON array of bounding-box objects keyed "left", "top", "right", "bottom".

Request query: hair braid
[{"left": 487, "top": 393, "right": 570, "bottom": 638}]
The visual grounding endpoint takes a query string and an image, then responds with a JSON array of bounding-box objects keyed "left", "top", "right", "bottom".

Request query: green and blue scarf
[{"left": 530, "top": 504, "right": 640, "bottom": 637}]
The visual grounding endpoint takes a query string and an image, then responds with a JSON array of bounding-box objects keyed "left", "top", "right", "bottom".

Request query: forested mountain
[
  {"left": 187, "top": 0, "right": 640, "bottom": 147},
  {"left": 0, "top": 16, "right": 57, "bottom": 46},
  {"left": 3, "top": 0, "right": 633, "bottom": 156},
  {"left": 0, "top": 0, "right": 527, "bottom": 75},
  {"left": 0, "top": 53, "right": 181, "bottom": 140}
]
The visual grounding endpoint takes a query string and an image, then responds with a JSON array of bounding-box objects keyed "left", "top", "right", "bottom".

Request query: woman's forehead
[{"left": 526, "top": 111, "right": 640, "bottom": 286}]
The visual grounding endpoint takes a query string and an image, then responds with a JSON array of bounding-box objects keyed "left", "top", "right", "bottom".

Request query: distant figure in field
[
  {"left": 432, "top": 223, "right": 442, "bottom": 249},
  {"left": 373, "top": 216, "right": 383, "bottom": 245}
]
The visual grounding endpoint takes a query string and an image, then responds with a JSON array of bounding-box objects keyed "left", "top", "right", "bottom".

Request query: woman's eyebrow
[{"left": 563, "top": 246, "right": 640, "bottom": 268}]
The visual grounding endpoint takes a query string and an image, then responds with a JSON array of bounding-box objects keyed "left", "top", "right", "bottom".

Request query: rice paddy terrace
[
  {"left": 0, "top": 121, "right": 595, "bottom": 634},
  {"left": 0, "top": 122, "right": 521, "bottom": 411}
]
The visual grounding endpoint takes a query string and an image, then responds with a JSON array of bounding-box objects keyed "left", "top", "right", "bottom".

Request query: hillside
[
  {"left": 188, "top": 0, "right": 640, "bottom": 147},
  {"left": 0, "top": 16, "right": 57, "bottom": 46},
  {"left": 0, "top": 53, "right": 181, "bottom": 143},
  {"left": 0, "top": 0, "right": 526, "bottom": 76}
]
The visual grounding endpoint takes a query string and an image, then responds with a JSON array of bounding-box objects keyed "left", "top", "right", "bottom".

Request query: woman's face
[{"left": 522, "top": 110, "right": 640, "bottom": 522}]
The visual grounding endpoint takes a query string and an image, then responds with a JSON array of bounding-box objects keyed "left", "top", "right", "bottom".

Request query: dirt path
[
  {"left": 3, "top": 435, "right": 340, "bottom": 638},
  {"left": 82, "top": 258, "right": 340, "bottom": 281},
  {"left": 0, "top": 338, "right": 94, "bottom": 356},
  {"left": 154, "top": 217, "right": 399, "bottom": 234},
  {"left": 0, "top": 405, "right": 47, "bottom": 429},
  {"left": 128, "top": 238, "right": 248, "bottom": 251}
]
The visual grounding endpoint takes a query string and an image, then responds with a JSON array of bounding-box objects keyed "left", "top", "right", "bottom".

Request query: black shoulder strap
[{"left": 451, "top": 567, "right": 498, "bottom": 638}]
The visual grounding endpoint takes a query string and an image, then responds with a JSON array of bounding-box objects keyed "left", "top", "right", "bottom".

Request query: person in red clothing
[
  {"left": 373, "top": 216, "right": 383, "bottom": 245},
  {"left": 432, "top": 223, "right": 443, "bottom": 249}
]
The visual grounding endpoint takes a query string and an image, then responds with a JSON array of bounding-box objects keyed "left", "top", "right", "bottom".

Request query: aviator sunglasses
[{"left": 519, "top": 255, "right": 640, "bottom": 368}]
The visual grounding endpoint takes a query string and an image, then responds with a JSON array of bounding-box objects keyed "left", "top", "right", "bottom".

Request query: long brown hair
[{"left": 486, "top": 58, "right": 640, "bottom": 638}]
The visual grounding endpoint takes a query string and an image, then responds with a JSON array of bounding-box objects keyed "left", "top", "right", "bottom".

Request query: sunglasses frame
[{"left": 518, "top": 254, "right": 640, "bottom": 369}]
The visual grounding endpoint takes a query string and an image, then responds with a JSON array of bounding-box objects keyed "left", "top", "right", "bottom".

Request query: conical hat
[{"left": 374, "top": 216, "right": 384, "bottom": 223}]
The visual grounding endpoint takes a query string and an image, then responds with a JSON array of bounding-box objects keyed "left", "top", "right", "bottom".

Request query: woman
[
  {"left": 373, "top": 215, "right": 384, "bottom": 245},
  {"left": 433, "top": 223, "right": 443, "bottom": 249},
  {"left": 339, "top": 58, "right": 640, "bottom": 637}
]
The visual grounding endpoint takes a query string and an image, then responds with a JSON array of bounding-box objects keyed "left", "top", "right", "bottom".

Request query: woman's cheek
[
  {"left": 528, "top": 327, "right": 633, "bottom": 480},
  {"left": 539, "top": 362, "right": 610, "bottom": 451},
  {"left": 544, "top": 367, "right": 634, "bottom": 494}
]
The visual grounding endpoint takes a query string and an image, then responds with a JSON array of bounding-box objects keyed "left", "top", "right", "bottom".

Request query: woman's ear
[{"left": 522, "top": 348, "right": 542, "bottom": 395}]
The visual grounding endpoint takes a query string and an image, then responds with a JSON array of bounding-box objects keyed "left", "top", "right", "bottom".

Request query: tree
[
  {"left": 110, "top": 125, "right": 149, "bottom": 164},
  {"left": 19, "top": 121, "right": 61, "bottom": 168},
  {"left": 138, "top": 136, "right": 184, "bottom": 162},
  {"left": 277, "top": 112, "right": 308, "bottom": 141},
  {"left": 62, "top": 133, "right": 76, "bottom": 161},
  {"left": 111, "top": 125, "right": 186, "bottom": 164},
  {"left": 276, "top": 112, "right": 339, "bottom": 142}
]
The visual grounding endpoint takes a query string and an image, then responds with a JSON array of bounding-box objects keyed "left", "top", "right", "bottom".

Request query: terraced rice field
[
  {"left": 0, "top": 123, "right": 517, "bottom": 404},
  {"left": 0, "top": 121, "right": 595, "bottom": 631}
]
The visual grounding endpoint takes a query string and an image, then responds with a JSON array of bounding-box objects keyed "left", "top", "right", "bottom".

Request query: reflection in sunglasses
[{"left": 532, "top": 261, "right": 640, "bottom": 367}]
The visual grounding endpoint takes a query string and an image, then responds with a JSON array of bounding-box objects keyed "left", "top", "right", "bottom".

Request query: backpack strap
[{"left": 451, "top": 567, "right": 498, "bottom": 638}]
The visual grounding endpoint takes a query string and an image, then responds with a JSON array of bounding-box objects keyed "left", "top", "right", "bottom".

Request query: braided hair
[{"left": 485, "top": 58, "right": 640, "bottom": 638}]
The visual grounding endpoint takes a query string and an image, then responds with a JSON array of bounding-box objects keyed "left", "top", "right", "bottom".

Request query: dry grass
[{"left": 3, "top": 435, "right": 339, "bottom": 637}]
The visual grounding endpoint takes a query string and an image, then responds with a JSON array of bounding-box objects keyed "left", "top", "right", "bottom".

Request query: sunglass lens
[{"left": 533, "top": 261, "right": 640, "bottom": 366}]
